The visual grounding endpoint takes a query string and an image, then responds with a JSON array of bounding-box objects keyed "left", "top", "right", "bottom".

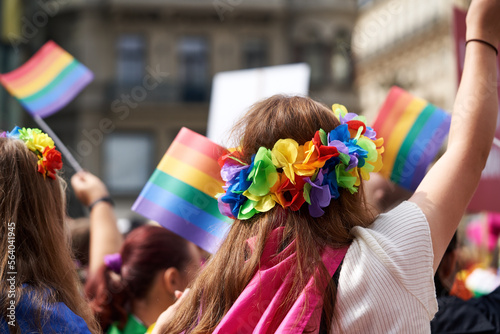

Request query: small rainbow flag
[
  {"left": 372, "top": 87, "right": 451, "bottom": 191},
  {"left": 0, "top": 40, "right": 93, "bottom": 118},
  {"left": 132, "top": 128, "right": 232, "bottom": 253}
]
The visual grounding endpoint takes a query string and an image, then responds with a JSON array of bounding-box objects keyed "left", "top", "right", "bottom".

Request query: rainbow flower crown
[
  {"left": 217, "top": 105, "right": 384, "bottom": 219},
  {"left": 1, "top": 127, "right": 63, "bottom": 179}
]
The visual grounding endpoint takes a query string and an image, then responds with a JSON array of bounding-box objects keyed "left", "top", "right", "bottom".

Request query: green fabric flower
[
  {"left": 335, "top": 164, "right": 358, "bottom": 194},
  {"left": 247, "top": 147, "right": 279, "bottom": 197}
]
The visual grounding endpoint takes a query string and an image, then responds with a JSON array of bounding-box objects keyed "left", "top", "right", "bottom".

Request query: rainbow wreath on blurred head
[
  {"left": 217, "top": 104, "right": 384, "bottom": 219},
  {"left": 1, "top": 126, "right": 63, "bottom": 179}
]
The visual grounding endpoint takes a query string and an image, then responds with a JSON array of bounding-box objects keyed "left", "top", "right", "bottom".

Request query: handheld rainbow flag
[
  {"left": 372, "top": 86, "right": 451, "bottom": 191},
  {"left": 0, "top": 40, "right": 93, "bottom": 118},
  {"left": 132, "top": 128, "right": 232, "bottom": 253}
]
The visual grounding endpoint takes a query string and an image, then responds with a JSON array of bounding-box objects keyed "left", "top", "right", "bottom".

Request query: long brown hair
[
  {"left": 0, "top": 138, "right": 100, "bottom": 333},
  {"left": 164, "top": 95, "right": 374, "bottom": 333}
]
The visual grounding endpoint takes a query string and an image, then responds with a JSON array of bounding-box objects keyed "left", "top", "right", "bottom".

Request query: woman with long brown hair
[
  {"left": 0, "top": 128, "right": 99, "bottom": 333},
  {"left": 154, "top": 1, "right": 500, "bottom": 333}
]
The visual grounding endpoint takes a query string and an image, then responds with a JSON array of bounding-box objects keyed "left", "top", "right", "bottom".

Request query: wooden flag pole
[{"left": 33, "top": 115, "right": 83, "bottom": 172}]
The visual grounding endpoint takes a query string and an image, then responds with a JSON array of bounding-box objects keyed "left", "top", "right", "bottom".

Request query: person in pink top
[{"left": 153, "top": 0, "right": 500, "bottom": 332}]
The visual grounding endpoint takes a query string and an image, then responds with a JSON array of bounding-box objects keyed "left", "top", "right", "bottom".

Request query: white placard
[{"left": 207, "top": 63, "right": 310, "bottom": 146}]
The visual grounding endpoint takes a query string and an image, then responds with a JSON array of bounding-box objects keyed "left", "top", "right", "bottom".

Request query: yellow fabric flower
[
  {"left": 368, "top": 137, "right": 384, "bottom": 174},
  {"left": 243, "top": 190, "right": 276, "bottom": 213},
  {"left": 358, "top": 137, "right": 384, "bottom": 182},
  {"left": 31, "top": 132, "right": 55, "bottom": 152},
  {"left": 332, "top": 104, "right": 349, "bottom": 119},
  {"left": 19, "top": 128, "right": 54, "bottom": 152},
  {"left": 271, "top": 139, "right": 298, "bottom": 184}
]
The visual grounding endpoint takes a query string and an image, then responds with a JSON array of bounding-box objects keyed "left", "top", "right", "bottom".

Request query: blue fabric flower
[
  {"left": 324, "top": 169, "right": 340, "bottom": 199},
  {"left": 344, "top": 140, "right": 368, "bottom": 170},
  {"left": 220, "top": 160, "right": 253, "bottom": 218},
  {"left": 322, "top": 155, "right": 340, "bottom": 174},
  {"left": 1, "top": 126, "right": 21, "bottom": 139},
  {"left": 329, "top": 124, "right": 350, "bottom": 142}
]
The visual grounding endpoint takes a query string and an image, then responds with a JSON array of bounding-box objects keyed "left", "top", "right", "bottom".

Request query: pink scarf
[{"left": 212, "top": 227, "right": 348, "bottom": 334}]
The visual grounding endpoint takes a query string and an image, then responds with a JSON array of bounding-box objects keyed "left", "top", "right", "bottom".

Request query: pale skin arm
[
  {"left": 71, "top": 171, "right": 123, "bottom": 275},
  {"left": 409, "top": 0, "right": 500, "bottom": 273},
  {"left": 151, "top": 289, "right": 189, "bottom": 334}
]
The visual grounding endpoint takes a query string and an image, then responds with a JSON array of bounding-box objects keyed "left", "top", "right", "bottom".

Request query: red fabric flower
[
  {"left": 273, "top": 174, "right": 306, "bottom": 211},
  {"left": 38, "top": 146, "right": 63, "bottom": 179},
  {"left": 218, "top": 149, "right": 244, "bottom": 169},
  {"left": 312, "top": 131, "right": 339, "bottom": 158},
  {"left": 346, "top": 120, "right": 367, "bottom": 136}
]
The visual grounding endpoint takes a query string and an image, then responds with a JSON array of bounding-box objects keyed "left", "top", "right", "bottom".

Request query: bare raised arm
[
  {"left": 71, "top": 171, "right": 123, "bottom": 275},
  {"left": 410, "top": 0, "right": 500, "bottom": 273}
]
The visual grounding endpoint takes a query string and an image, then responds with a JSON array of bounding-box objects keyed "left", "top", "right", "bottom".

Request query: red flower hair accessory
[{"left": 3, "top": 126, "right": 63, "bottom": 179}]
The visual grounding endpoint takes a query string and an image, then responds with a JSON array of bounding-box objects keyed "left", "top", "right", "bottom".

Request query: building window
[
  {"left": 331, "top": 30, "right": 353, "bottom": 88},
  {"left": 358, "top": 0, "right": 375, "bottom": 7},
  {"left": 103, "top": 132, "right": 154, "bottom": 195},
  {"left": 178, "top": 36, "right": 209, "bottom": 102},
  {"left": 116, "top": 34, "right": 146, "bottom": 86},
  {"left": 0, "top": 43, "right": 23, "bottom": 127},
  {"left": 243, "top": 38, "right": 268, "bottom": 69},
  {"left": 298, "top": 42, "right": 328, "bottom": 87}
]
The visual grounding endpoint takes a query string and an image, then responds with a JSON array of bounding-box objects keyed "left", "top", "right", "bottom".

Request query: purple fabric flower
[
  {"left": 341, "top": 113, "right": 359, "bottom": 124},
  {"left": 346, "top": 155, "right": 358, "bottom": 171},
  {"left": 336, "top": 112, "right": 358, "bottom": 125},
  {"left": 0, "top": 132, "right": 6, "bottom": 138},
  {"left": 328, "top": 140, "right": 349, "bottom": 155},
  {"left": 364, "top": 126, "right": 377, "bottom": 140},
  {"left": 307, "top": 172, "right": 332, "bottom": 218},
  {"left": 221, "top": 162, "right": 249, "bottom": 183},
  {"left": 218, "top": 198, "right": 234, "bottom": 218}
]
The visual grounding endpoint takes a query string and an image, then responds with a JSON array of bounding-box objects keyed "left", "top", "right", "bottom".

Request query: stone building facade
[
  {"left": 353, "top": 0, "right": 467, "bottom": 123},
  {"left": 0, "top": 0, "right": 360, "bottom": 218}
]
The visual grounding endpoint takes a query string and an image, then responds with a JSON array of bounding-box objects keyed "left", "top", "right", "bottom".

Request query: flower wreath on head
[
  {"left": 217, "top": 104, "right": 384, "bottom": 220},
  {"left": 1, "top": 126, "right": 63, "bottom": 179}
]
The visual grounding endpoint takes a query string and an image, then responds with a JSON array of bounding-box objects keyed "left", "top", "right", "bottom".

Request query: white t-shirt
[{"left": 333, "top": 201, "right": 438, "bottom": 333}]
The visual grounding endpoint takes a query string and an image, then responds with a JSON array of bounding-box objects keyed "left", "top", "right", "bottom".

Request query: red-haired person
[
  {"left": 0, "top": 128, "right": 99, "bottom": 333},
  {"left": 154, "top": 1, "right": 500, "bottom": 333},
  {"left": 85, "top": 225, "right": 202, "bottom": 334}
]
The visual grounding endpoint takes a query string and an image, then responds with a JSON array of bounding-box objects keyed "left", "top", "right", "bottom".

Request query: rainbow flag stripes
[
  {"left": 0, "top": 41, "right": 93, "bottom": 118},
  {"left": 372, "top": 87, "right": 451, "bottom": 191},
  {"left": 132, "top": 128, "right": 232, "bottom": 253}
]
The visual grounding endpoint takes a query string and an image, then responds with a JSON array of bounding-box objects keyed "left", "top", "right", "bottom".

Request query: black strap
[
  {"left": 466, "top": 39, "right": 499, "bottom": 56},
  {"left": 319, "top": 259, "right": 344, "bottom": 334},
  {"left": 88, "top": 196, "right": 114, "bottom": 211}
]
